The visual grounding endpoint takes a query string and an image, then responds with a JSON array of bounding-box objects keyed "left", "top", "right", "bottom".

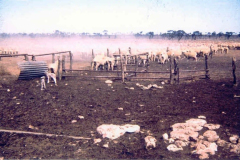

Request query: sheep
[
  {"left": 210, "top": 44, "right": 217, "bottom": 55},
  {"left": 182, "top": 50, "right": 198, "bottom": 61},
  {"left": 137, "top": 54, "right": 148, "bottom": 67},
  {"left": 154, "top": 49, "right": 166, "bottom": 63},
  {"left": 45, "top": 71, "right": 57, "bottom": 86},
  {"left": 45, "top": 60, "right": 59, "bottom": 86},
  {"left": 148, "top": 50, "right": 158, "bottom": 62},
  {"left": 48, "top": 60, "right": 59, "bottom": 74},
  {"left": 159, "top": 51, "right": 169, "bottom": 64},
  {"left": 223, "top": 47, "right": 228, "bottom": 54},
  {"left": 40, "top": 76, "right": 47, "bottom": 90},
  {"left": 217, "top": 45, "right": 223, "bottom": 54},
  {"left": 171, "top": 49, "right": 183, "bottom": 59},
  {"left": 199, "top": 47, "right": 210, "bottom": 57},
  {"left": 112, "top": 49, "right": 131, "bottom": 65},
  {"left": 91, "top": 55, "right": 114, "bottom": 71}
]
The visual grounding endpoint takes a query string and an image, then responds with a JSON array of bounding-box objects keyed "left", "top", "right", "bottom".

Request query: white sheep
[
  {"left": 217, "top": 45, "right": 223, "bottom": 54},
  {"left": 199, "top": 47, "right": 210, "bottom": 57},
  {"left": 45, "top": 71, "right": 57, "bottom": 86},
  {"left": 137, "top": 54, "right": 148, "bottom": 67},
  {"left": 48, "top": 60, "right": 59, "bottom": 74},
  {"left": 159, "top": 51, "right": 169, "bottom": 64},
  {"left": 91, "top": 55, "right": 114, "bottom": 71},
  {"left": 182, "top": 50, "right": 198, "bottom": 61}
]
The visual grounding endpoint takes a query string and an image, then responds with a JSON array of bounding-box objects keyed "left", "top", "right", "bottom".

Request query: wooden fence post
[
  {"left": 169, "top": 55, "right": 173, "bottom": 84},
  {"left": 57, "top": 56, "right": 61, "bottom": 80},
  {"left": 32, "top": 55, "right": 36, "bottom": 61},
  {"left": 24, "top": 55, "right": 29, "bottom": 61},
  {"left": 91, "top": 49, "right": 94, "bottom": 70},
  {"left": 62, "top": 55, "right": 65, "bottom": 80},
  {"left": 177, "top": 67, "right": 180, "bottom": 84},
  {"left": 205, "top": 54, "right": 210, "bottom": 79},
  {"left": 107, "top": 48, "right": 109, "bottom": 57},
  {"left": 92, "top": 49, "right": 94, "bottom": 59},
  {"left": 69, "top": 51, "right": 73, "bottom": 71},
  {"left": 135, "top": 55, "right": 138, "bottom": 77},
  {"left": 173, "top": 58, "right": 179, "bottom": 84},
  {"left": 52, "top": 54, "right": 55, "bottom": 63},
  {"left": 146, "top": 53, "right": 149, "bottom": 70},
  {"left": 119, "top": 48, "right": 125, "bottom": 83},
  {"left": 232, "top": 57, "right": 237, "bottom": 85}
]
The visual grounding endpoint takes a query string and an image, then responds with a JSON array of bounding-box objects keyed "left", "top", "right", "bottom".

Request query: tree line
[{"left": 0, "top": 30, "right": 239, "bottom": 41}]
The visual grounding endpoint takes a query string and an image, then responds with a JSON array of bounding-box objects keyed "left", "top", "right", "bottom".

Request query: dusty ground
[{"left": 0, "top": 38, "right": 240, "bottom": 159}]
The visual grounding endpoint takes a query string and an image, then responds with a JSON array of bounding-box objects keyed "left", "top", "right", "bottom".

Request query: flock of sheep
[
  {"left": 0, "top": 48, "right": 19, "bottom": 54},
  {"left": 91, "top": 41, "right": 240, "bottom": 71}
]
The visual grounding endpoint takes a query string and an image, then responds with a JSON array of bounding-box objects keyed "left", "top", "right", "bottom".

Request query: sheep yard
[{"left": 0, "top": 37, "right": 240, "bottom": 159}]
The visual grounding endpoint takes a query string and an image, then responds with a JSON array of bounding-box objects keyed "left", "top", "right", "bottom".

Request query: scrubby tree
[
  {"left": 167, "top": 30, "right": 175, "bottom": 39},
  {"left": 135, "top": 31, "right": 143, "bottom": 38},
  {"left": 0, "top": 33, "right": 9, "bottom": 38},
  {"left": 217, "top": 32, "right": 224, "bottom": 39},
  {"left": 147, "top": 32, "right": 154, "bottom": 39},
  {"left": 192, "top": 31, "right": 202, "bottom": 40},
  {"left": 103, "top": 30, "right": 108, "bottom": 35},
  {"left": 176, "top": 30, "right": 186, "bottom": 41},
  {"left": 225, "top": 32, "right": 234, "bottom": 39}
]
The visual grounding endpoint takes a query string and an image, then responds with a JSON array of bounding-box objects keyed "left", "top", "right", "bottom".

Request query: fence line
[{"left": 61, "top": 50, "right": 210, "bottom": 84}]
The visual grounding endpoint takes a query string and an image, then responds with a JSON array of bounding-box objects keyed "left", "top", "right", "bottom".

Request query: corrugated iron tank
[{"left": 18, "top": 61, "right": 48, "bottom": 80}]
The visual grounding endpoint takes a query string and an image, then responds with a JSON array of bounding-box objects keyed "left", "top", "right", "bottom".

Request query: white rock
[
  {"left": 217, "top": 139, "right": 228, "bottom": 147},
  {"left": 152, "top": 84, "right": 163, "bottom": 89},
  {"left": 94, "top": 138, "right": 102, "bottom": 144},
  {"left": 145, "top": 136, "right": 157, "bottom": 149},
  {"left": 105, "top": 80, "right": 113, "bottom": 84},
  {"left": 167, "top": 144, "right": 183, "bottom": 152},
  {"left": 123, "top": 124, "right": 140, "bottom": 133},
  {"left": 170, "top": 130, "right": 199, "bottom": 141},
  {"left": 208, "top": 142, "right": 218, "bottom": 154},
  {"left": 78, "top": 116, "right": 84, "bottom": 119},
  {"left": 103, "top": 142, "right": 109, "bottom": 148},
  {"left": 172, "top": 123, "right": 203, "bottom": 132},
  {"left": 203, "top": 130, "right": 219, "bottom": 142},
  {"left": 168, "top": 138, "right": 175, "bottom": 143},
  {"left": 185, "top": 118, "right": 207, "bottom": 127},
  {"left": 163, "top": 133, "right": 169, "bottom": 141},
  {"left": 229, "top": 135, "right": 239, "bottom": 144},
  {"left": 97, "top": 124, "right": 126, "bottom": 140},
  {"left": 230, "top": 143, "right": 240, "bottom": 154},
  {"left": 175, "top": 140, "right": 189, "bottom": 147},
  {"left": 71, "top": 120, "right": 77, "bottom": 123},
  {"left": 204, "top": 124, "right": 220, "bottom": 130}
]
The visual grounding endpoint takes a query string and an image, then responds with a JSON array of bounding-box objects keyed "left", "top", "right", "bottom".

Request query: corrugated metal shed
[{"left": 18, "top": 61, "right": 48, "bottom": 80}]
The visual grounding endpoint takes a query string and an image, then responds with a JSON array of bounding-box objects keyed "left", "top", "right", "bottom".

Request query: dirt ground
[{"left": 0, "top": 38, "right": 240, "bottom": 159}]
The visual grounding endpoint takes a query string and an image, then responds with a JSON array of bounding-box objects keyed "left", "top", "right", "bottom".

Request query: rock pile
[{"left": 164, "top": 117, "right": 240, "bottom": 159}]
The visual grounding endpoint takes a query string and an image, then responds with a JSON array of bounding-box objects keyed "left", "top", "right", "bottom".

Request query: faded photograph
[{"left": 0, "top": 0, "right": 240, "bottom": 159}]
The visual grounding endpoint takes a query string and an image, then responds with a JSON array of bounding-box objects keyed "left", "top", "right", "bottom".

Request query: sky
[{"left": 0, "top": 0, "right": 239, "bottom": 34}]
